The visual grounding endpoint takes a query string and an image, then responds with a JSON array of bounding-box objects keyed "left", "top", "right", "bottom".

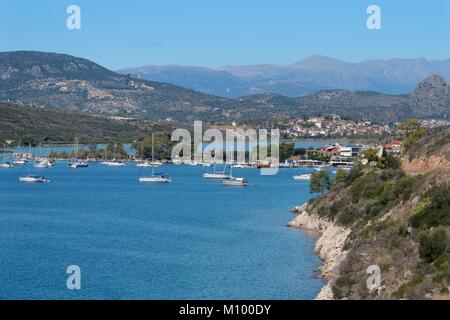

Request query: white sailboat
[
  {"left": 19, "top": 175, "right": 50, "bottom": 183},
  {"left": 102, "top": 142, "right": 125, "bottom": 167},
  {"left": 34, "top": 144, "right": 54, "bottom": 168},
  {"left": 12, "top": 139, "right": 28, "bottom": 166},
  {"left": 19, "top": 161, "right": 50, "bottom": 183},
  {"left": 139, "top": 134, "right": 171, "bottom": 184},
  {"left": 222, "top": 166, "right": 248, "bottom": 186},
  {"left": 68, "top": 138, "right": 89, "bottom": 169},
  {"left": 203, "top": 163, "right": 230, "bottom": 180}
]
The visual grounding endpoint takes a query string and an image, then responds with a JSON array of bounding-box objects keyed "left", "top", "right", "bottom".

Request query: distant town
[{"left": 280, "top": 116, "right": 450, "bottom": 139}]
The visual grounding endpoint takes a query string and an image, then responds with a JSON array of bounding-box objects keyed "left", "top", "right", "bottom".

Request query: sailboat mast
[
  {"left": 75, "top": 138, "right": 79, "bottom": 160},
  {"left": 151, "top": 134, "right": 155, "bottom": 176}
]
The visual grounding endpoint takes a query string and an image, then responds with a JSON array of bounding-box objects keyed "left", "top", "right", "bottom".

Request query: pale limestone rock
[{"left": 289, "top": 204, "right": 351, "bottom": 300}]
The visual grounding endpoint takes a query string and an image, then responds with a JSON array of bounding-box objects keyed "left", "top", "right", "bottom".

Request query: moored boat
[
  {"left": 0, "top": 162, "right": 14, "bottom": 169},
  {"left": 222, "top": 177, "right": 248, "bottom": 186},
  {"left": 139, "top": 134, "right": 172, "bottom": 184},
  {"left": 19, "top": 175, "right": 50, "bottom": 183},
  {"left": 203, "top": 163, "right": 230, "bottom": 180},
  {"left": 221, "top": 166, "right": 247, "bottom": 186},
  {"left": 293, "top": 174, "right": 311, "bottom": 181},
  {"left": 69, "top": 161, "right": 89, "bottom": 169}
]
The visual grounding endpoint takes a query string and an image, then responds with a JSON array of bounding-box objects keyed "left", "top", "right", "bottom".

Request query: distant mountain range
[
  {"left": 1, "top": 51, "right": 449, "bottom": 125},
  {"left": 119, "top": 55, "right": 450, "bottom": 98}
]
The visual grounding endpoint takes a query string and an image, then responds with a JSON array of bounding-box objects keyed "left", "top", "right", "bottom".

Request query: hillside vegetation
[
  {"left": 0, "top": 102, "right": 158, "bottom": 144},
  {"left": 297, "top": 127, "right": 450, "bottom": 300}
]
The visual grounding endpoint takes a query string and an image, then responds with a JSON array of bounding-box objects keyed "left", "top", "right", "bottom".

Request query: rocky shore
[{"left": 288, "top": 204, "right": 350, "bottom": 300}]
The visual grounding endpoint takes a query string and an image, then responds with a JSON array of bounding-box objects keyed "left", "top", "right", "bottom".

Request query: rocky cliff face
[
  {"left": 403, "top": 155, "right": 450, "bottom": 175},
  {"left": 404, "top": 126, "right": 450, "bottom": 174},
  {"left": 288, "top": 205, "right": 350, "bottom": 300},
  {"left": 410, "top": 74, "right": 450, "bottom": 118}
]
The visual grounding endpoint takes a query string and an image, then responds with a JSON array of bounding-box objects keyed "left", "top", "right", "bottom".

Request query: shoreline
[{"left": 287, "top": 204, "right": 350, "bottom": 300}]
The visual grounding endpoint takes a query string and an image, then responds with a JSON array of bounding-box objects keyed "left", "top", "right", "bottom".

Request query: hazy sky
[{"left": 1, "top": 0, "right": 449, "bottom": 69}]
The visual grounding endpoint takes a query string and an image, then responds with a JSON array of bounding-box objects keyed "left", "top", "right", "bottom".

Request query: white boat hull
[
  {"left": 203, "top": 173, "right": 230, "bottom": 180},
  {"left": 293, "top": 174, "right": 311, "bottom": 181},
  {"left": 69, "top": 161, "right": 89, "bottom": 169},
  {"left": 222, "top": 178, "right": 248, "bottom": 186},
  {"left": 103, "top": 162, "right": 125, "bottom": 167},
  {"left": 139, "top": 177, "right": 171, "bottom": 183},
  {"left": 19, "top": 176, "right": 49, "bottom": 183},
  {"left": 137, "top": 162, "right": 152, "bottom": 167}
]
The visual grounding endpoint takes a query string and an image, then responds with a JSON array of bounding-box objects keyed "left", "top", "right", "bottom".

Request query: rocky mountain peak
[{"left": 411, "top": 74, "right": 450, "bottom": 117}]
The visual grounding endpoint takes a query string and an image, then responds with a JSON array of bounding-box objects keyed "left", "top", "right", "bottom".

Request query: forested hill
[{"left": 0, "top": 102, "right": 157, "bottom": 144}]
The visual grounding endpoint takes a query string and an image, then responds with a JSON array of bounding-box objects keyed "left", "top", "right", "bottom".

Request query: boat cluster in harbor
[
  {"left": 1, "top": 150, "right": 353, "bottom": 187},
  {"left": 1, "top": 137, "right": 357, "bottom": 186},
  {"left": 1, "top": 137, "right": 251, "bottom": 186},
  {"left": 1, "top": 156, "right": 250, "bottom": 186}
]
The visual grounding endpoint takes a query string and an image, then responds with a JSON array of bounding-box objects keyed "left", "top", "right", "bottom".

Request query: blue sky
[{"left": 1, "top": 0, "right": 449, "bottom": 69}]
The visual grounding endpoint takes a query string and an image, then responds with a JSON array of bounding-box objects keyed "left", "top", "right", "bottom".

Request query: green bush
[
  {"left": 310, "top": 171, "right": 331, "bottom": 194},
  {"left": 433, "top": 254, "right": 450, "bottom": 282},
  {"left": 410, "top": 183, "right": 450, "bottom": 229},
  {"left": 337, "top": 208, "right": 359, "bottom": 226},
  {"left": 385, "top": 155, "right": 402, "bottom": 170},
  {"left": 334, "top": 169, "right": 347, "bottom": 185},
  {"left": 346, "top": 166, "right": 363, "bottom": 185},
  {"left": 419, "top": 228, "right": 448, "bottom": 263},
  {"left": 391, "top": 176, "right": 416, "bottom": 202}
]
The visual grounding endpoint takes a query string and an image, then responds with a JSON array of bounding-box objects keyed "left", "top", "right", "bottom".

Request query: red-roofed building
[{"left": 384, "top": 140, "right": 403, "bottom": 155}]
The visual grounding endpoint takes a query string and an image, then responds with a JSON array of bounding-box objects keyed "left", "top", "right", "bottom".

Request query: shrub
[
  {"left": 310, "top": 171, "right": 331, "bottom": 194},
  {"left": 419, "top": 228, "right": 448, "bottom": 263},
  {"left": 433, "top": 254, "right": 450, "bottom": 282},
  {"left": 410, "top": 183, "right": 450, "bottom": 229},
  {"left": 346, "top": 166, "right": 363, "bottom": 185},
  {"left": 334, "top": 169, "right": 347, "bottom": 185},
  {"left": 385, "top": 155, "right": 402, "bottom": 170},
  {"left": 337, "top": 208, "right": 359, "bottom": 226},
  {"left": 391, "top": 176, "right": 416, "bottom": 202}
]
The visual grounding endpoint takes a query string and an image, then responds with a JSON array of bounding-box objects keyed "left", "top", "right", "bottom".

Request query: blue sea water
[{"left": 0, "top": 161, "right": 324, "bottom": 300}]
